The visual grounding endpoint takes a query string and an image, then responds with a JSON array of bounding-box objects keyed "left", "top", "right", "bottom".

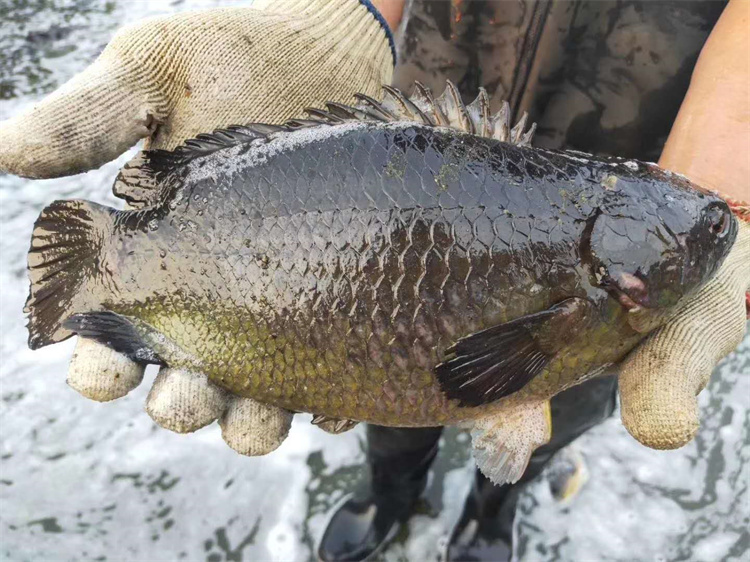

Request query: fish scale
[{"left": 25, "top": 83, "right": 736, "bottom": 483}]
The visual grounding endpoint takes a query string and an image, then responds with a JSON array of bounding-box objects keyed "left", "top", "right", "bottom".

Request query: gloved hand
[
  {"left": 619, "top": 0, "right": 749, "bottom": 451},
  {"left": 0, "top": 0, "right": 394, "bottom": 178},
  {"left": 620, "top": 215, "right": 749, "bottom": 449},
  {"left": 3, "top": 0, "right": 395, "bottom": 454}
]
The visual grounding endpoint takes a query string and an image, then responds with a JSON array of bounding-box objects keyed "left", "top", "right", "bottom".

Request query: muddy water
[{"left": 1, "top": 1, "right": 748, "bottom": 560}]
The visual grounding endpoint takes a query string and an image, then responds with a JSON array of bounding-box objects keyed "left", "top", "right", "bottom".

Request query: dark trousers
[{"left": 366, "top": 375, "right": 618, "bottom": 534}]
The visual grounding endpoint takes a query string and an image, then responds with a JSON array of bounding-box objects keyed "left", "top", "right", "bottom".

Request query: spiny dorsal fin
[
  {"left": 111, "top": 82, "right": 536, "bottom": 208},
  {"left": 382, "top": 84, "right": 432, "bottom": 124},
  {"left": 466, "top": 88, "right": 492, "bottom": 137},
  {"left": 437, "top": 81, "right": 473, "bottom": 132},
  {"left": 301, "top": 81, "right": 536, "bottom": 147},
  {"left": 411, "top": 81, "right": 447, "bottom": 126},
  {"left": 352, "top": 92, "right": 398, "bottom": 121}
]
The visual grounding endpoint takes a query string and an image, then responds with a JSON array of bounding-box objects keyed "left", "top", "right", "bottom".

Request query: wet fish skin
[{"left": 26, "top": 111, "right": 735, "bottom": 429}]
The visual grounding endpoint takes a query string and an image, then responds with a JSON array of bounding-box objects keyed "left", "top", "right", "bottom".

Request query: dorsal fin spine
[
  {"left": 413, "top": 81, "right": 447, "bottom": 127},
  {"left": 352, "top": 92, "right": 396, "bottom": 121}
]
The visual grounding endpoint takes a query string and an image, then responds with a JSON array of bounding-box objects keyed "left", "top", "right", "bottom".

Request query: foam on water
[{"left": 0, "top": 1, "right": 748, "bottom": 561}]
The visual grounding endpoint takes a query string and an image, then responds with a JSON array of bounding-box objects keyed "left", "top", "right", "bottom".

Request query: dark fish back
[{"left": 176, "top": 122, "right": 695, "bottom": 228}]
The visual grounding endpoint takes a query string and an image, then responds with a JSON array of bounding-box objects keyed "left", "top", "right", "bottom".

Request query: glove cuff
[
  {"left": 253, "top": 0, "right": 396, "bottom": 65},
  {"left": 726, "top": 197, "right": 750, "bottom": 223},
  {"left": 356, "top": 0, "right": 397, "bottom": 64}
]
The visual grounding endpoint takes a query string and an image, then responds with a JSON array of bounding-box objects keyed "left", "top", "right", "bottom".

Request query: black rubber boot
[
  {"left": 446, "top": 375, "right": 618, "bottom": 562},
  {"left": 318, "top": 425, "right": 443, "bottom": 562},
  {"left": 445, "top": 468, "right": 516, "bottom": 562}
]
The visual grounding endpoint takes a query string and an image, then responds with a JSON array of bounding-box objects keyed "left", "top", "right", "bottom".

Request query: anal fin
[
  {"left": 470, "top": 400, "right": 552, "bottom": 485},
  {"left": 311, "top": 414, "right": 359, "bottom": 434}
]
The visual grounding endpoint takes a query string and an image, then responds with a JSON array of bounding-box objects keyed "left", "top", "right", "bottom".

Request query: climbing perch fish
[{"left": 24, "top": 82, "right": 737, "bottom": 484}]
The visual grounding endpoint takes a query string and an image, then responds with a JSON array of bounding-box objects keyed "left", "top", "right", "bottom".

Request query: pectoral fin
[
  {"left": 470, "top": 400, "right": 552, "bottom": 485},
  {"left": 436, "top": 298, "right": 594, "bottom": 406}
]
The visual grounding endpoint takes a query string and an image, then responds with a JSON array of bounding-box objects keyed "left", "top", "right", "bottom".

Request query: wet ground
[{"left": 0, "top": 1, "right": 748, "bottom": 561}]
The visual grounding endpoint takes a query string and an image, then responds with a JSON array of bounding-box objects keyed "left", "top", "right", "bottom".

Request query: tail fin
[{"left": 25, "top": 200, "right": 114, "bottom": 349}]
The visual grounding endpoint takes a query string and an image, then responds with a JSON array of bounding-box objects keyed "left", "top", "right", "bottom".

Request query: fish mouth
[{"left": 601, "top": 272, "right": 650, "bottom": 311}]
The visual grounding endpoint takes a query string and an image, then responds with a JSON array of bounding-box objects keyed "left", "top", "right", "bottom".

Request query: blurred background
[{"left": 0, "top": 1, "right": 748, "bottom": 560}]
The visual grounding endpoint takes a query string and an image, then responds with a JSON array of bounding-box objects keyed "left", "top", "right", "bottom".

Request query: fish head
[{"left": 587, "top": 172, "right": 736, "bottom": 327}]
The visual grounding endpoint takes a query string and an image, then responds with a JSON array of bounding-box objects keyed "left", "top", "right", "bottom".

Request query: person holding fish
[{"left": 0, "top": 0, "right": 747, "bottom": 561}]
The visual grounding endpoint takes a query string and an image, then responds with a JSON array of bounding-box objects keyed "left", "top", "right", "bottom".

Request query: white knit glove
[
  {"left": 0, "top": 0, "right": 394, "bottom": 178},
  {"left": 620, "top": 216, "right": 750, "bottom": 449}
]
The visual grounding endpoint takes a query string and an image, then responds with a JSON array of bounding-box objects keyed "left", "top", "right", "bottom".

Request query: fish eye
[{"left": 706, "top": 205, "right": 730, "bottom": 238}]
